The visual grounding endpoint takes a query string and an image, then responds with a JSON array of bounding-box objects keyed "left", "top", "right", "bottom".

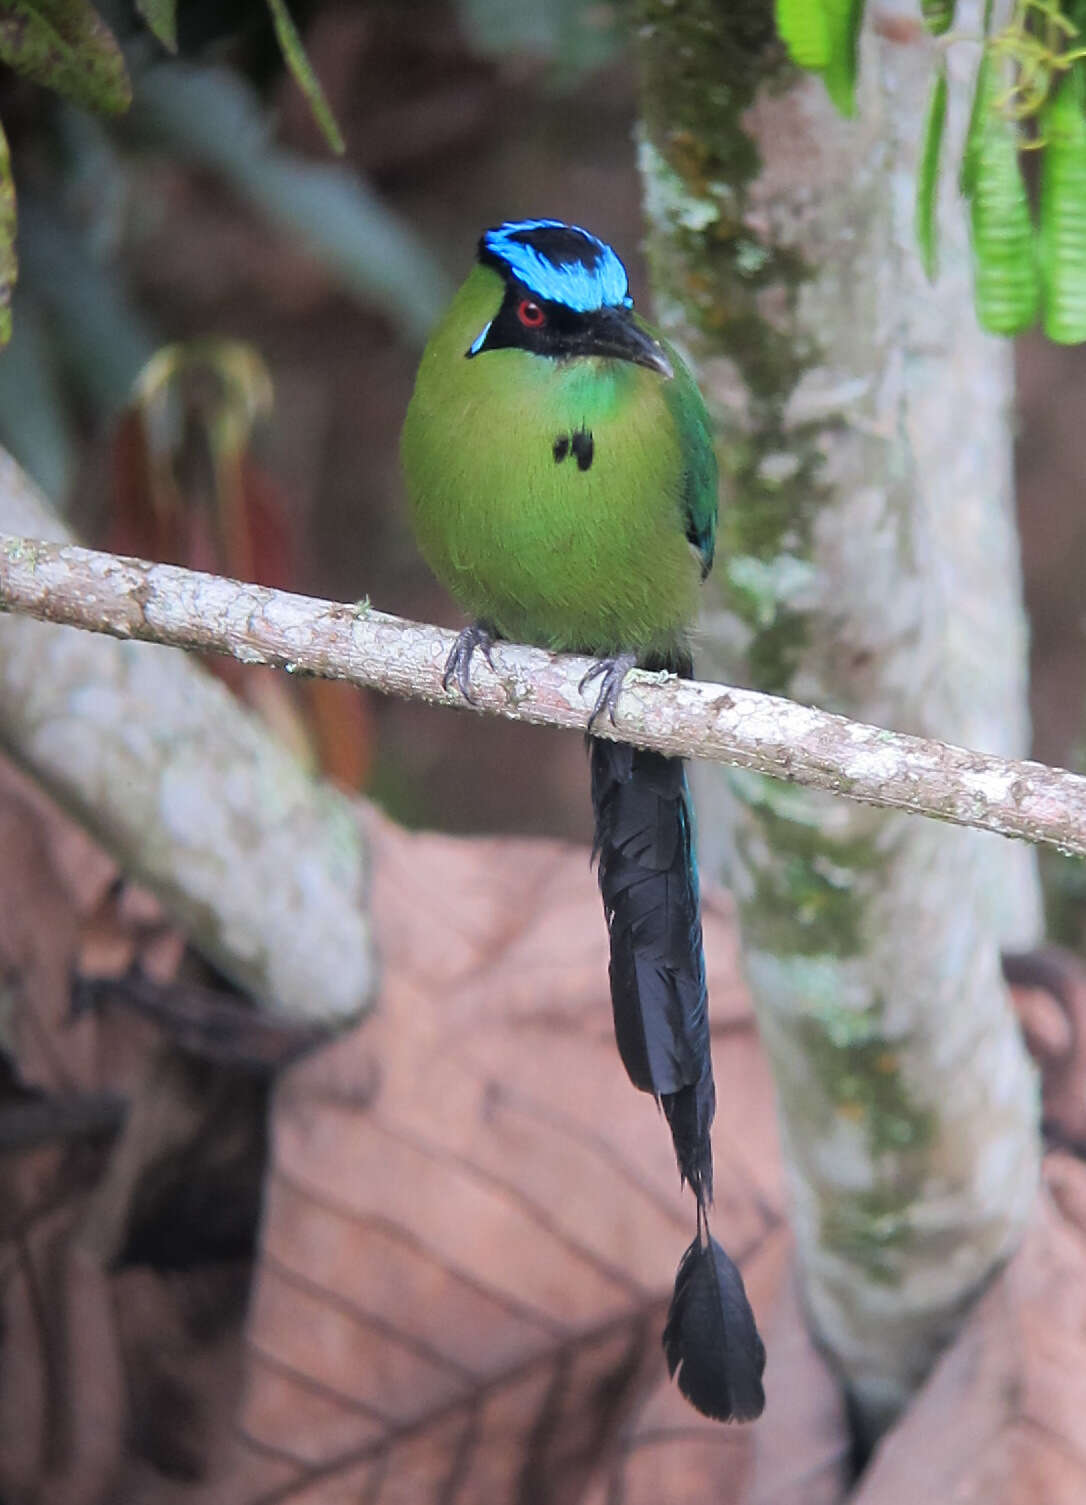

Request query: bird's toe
[
  {"left": 581, "top": 651, "right": 637, "bottom": 730},
  {"left": 442, "top": 622, "right": 497, "bottom": 705}
]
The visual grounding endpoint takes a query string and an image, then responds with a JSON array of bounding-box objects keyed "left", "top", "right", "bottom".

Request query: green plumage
[
  {"left": 401, "top": 263, "right": 715, "bottom": 661},
  {"left": 400, "top": 221, "right": 764, "bottom": 1424}
]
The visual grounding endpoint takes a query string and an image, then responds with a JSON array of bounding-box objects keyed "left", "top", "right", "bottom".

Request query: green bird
[{"left": 401, "top": 219, "right": 765, "bottom": 1423}]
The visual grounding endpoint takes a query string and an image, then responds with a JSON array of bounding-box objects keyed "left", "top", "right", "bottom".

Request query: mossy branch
[{"left": 1, "top": 532, "right": 1084, "bottom": 859}]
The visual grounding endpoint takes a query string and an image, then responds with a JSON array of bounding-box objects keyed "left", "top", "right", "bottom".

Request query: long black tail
[
  {"left": 589, "top": 738, "right": 715, "bottom": 1199},
  {"left": 590, "top": 735, "right": 765, "bottom": 1422}
]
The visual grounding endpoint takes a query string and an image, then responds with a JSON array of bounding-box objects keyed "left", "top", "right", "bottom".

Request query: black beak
[{"left": 583, "top": 306, "right": 674, "bottom": 378}]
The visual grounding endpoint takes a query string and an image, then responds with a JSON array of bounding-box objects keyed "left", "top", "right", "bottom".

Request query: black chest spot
[{"left": 553, "top": 429, "right": 594, "bottom": 472}]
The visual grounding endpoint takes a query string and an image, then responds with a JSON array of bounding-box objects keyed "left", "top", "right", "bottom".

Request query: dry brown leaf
[
  {"left": 10, "top": 759, "right": 1079, "bottom": 1505},
  {"left": 743, "top": 1257, "right": 850, "bottom": 1505},
  {"left": 78, "top": 879, "right": 185, "bottom": 985},
  {"left": 0, "top": 753, "right": 188, "bottom": 1100},
  {"left": 113, "top": 1262, "right": 251, "bottom": 1497},
  {"left": 0, "top": 1208, "right": 126, "bottom": 1505},
  {"left": 0, "top": 759, "right": 117, "bottom": 924},
  {"left": 851, "top": 1153, "right": 1086, "bottom": 1504},
  {"left": 228, "top": 809, "right": 785, "bottom": 1503},
  {"left": 0, "top": 1050, "right": 263, "bottom": 1505},
  {"left": 1005, "top": 948, "right": 1086, "bottom": 1147},
  {"left": 0, "top": 776, "right": 89, "bottom": 1093},
  {"left": 0, "top": 752, "right": 264, "bottom": 1504}
]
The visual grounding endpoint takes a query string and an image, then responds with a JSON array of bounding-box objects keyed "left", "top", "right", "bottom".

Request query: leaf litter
[{"left": 1, "top": 764, "right": 1086, "bottom": 1501}]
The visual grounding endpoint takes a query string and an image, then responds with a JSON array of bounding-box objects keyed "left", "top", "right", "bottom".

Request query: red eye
[{"left": 517, "top": 299, "right": 546, "bottom": 329}]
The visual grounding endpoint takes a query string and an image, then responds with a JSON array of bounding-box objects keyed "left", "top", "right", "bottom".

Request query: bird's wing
[{"left": 665, "top": 340, "right": 718, "bottom": 579}]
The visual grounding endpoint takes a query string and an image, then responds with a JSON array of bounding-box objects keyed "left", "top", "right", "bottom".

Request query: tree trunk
[{"left": 635, "top": 0, "right": 1042, "bottom": 1438}]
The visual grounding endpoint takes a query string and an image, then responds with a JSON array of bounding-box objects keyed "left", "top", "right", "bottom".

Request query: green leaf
[
  {"left": 264, "top": 0, "right": 344, "bottom": 155},
  {"left": 1039, "top": 69, "right": 1086, "bottom": 343},
  {"left": 776, "top": 0, "right": 831, "bottom": 69},
  {"left": 18, "top": 195, "right": 156, "bottom": 411},
  {"left": 967, "top": 59, "right": 1039, "bottom": 335},
  {"left": 135, "top": 0, "right": 176, "bottom": 52},
  {"left": 0, "top": 0, "right": 131, "bottom": 114},
  {"left": 921, "top": 0, "right": 955, "bottom": 36},
  {"left": 821, "top": 0, "right": 864, "bottom": 117},
  {"left": 958, "top": 0, "right": 997, "bottom": 199},
  {"left": 0, "top": 117, "right": 15, "bottom": 348},
  {"left": 915, "top": 65, "right": 947, "bottom": 282},
  {"left": 959, "top": 50, "right": 989, "bottom": 199}
]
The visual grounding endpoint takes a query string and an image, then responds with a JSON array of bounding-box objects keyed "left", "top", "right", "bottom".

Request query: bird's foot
[
  {"left": 580, "top": 652, "right": 637, "bottom": 731},
  {"left": 443, "top": 621, "right": 498, "bottom": 704}
]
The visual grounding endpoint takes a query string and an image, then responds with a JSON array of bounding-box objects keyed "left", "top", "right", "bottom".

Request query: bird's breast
[{"left": 403, "top": 356, "right": 701, "bottom": 656}]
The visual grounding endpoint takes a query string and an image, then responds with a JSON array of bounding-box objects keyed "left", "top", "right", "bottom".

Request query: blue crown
[{"left": 480, "top": 219, "right": 633, "bottom": 314}]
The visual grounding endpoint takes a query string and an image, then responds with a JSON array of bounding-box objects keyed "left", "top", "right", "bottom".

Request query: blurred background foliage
[{"left": 2, "top": 0, "right": 1086, "bottom": 934}]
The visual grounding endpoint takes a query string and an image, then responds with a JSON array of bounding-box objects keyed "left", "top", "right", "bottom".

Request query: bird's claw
[
  {"left": 443, "top": 622, "right": 498, "bottom": 704},
  {"left": 580, "top": 652, "right": 637, "bottom": 731}
]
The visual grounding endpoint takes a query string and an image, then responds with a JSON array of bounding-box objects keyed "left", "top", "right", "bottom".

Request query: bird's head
[{"left": 464, "top": 219, "right": 673, "bottom": 379}]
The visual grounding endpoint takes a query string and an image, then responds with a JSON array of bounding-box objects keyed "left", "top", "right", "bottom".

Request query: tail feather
[
  {"left": 590, "top": 736, "right": 713, "bottom": 1190},
  {"left": 663, "top": 1224, "right": 766, "bottom": 1423},
  {"left": 590, "top": 733, "right": 767, "bottom": 1424},
  {"left": 662, "top": 1066, "right": 715, "bottom": 1203}
]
